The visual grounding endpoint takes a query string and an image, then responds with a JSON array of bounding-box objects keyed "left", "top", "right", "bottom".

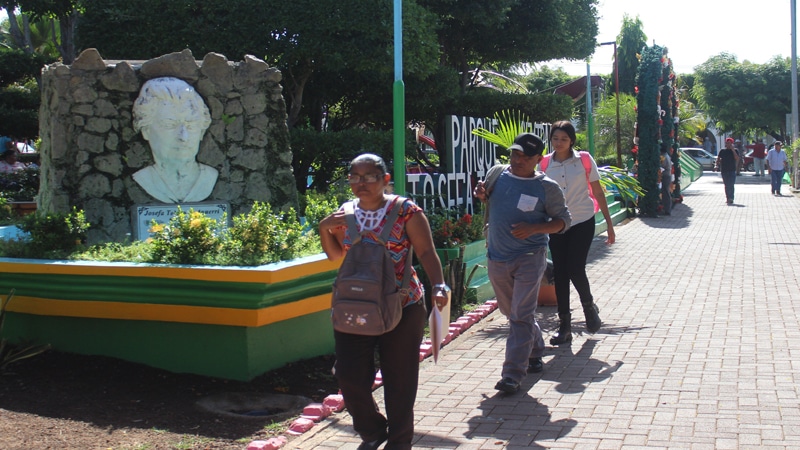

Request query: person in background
[
  {"left": 541, "top": 121, "right": 614, "bottom": 346},
  {"left": 473, "top": 132, "right": 571, "bottom": 394},
  {"left": 0, "top": 142, "right": 27, "bottom": 173},
  {"left": 765, "top": 141, "right": 788, "bottom": 196},
  {"left": 319, "top": 153, "right": 448, "bottom": 450},
  {"left": 716, "top": 137, "right": 739, "bottom": 204},
  {"left": 747, "top": 139, "right": 767, "bottom": 176},
  {"left": 660, "top": 146, "right": 673, "bottom": 215}
]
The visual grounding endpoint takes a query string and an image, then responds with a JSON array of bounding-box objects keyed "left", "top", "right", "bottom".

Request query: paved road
[{"left": 290, "top": 173, "right": 800, "bottom": 449}]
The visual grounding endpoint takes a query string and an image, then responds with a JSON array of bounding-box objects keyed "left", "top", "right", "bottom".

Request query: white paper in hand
[{"left": 428, "top": 301, "right": 450, "bottom": 364}]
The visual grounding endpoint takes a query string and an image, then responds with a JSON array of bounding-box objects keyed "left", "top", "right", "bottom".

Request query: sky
[{"left": 544, "top": 0, "right": 797, "bottom": 76}]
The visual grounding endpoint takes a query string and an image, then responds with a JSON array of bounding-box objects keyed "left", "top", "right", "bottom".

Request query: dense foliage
[
  {"left": 612, "top": 14, "right": 647, "bottom": 96},
  {"left": 0, "top": 166, "right": 39, "bottom": 201},
  {"left": 592, "top": 93, "right": 637, "bottom": 161},
  {"left": 694, "top": 53, "right": 791, "bottom": 136},
  {"left": 0, "top": 49, "right": 55, "bottom": 139}
]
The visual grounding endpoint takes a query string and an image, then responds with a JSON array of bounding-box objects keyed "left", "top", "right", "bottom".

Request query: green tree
[
  {"left": 612, "top": 14, "right": 647, "bottom": 95},
  {"left": 592, "top": 93, "right": 637, "bottom": 161},
  {"left": 524, "top": 66, "right": 579, "bottom": 94},
  {"left": 694, "top": 53, "right": 790, "bottom": 136},
  {"left": 2, "top": 0, "right": 82, "bottom": 63},
  {"left": 77, "top": 0, "right": 441, "bottom": 132},
  {"left": 1, "top": 10, "right": 61, "bottom": 59},
  {"left": 419, "top": 0, "right": 599, "bottom": 92},
  {"left": 0, "top": 48, "right": 54, "bottom": 138}
]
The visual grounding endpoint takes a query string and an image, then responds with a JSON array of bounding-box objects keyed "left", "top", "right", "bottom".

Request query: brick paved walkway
[{"left": 290, "top": 173, "right": 800, "bottom": 449}]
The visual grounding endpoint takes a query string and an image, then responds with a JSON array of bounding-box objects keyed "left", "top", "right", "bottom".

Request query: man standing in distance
[
  {"left": 716, "top": 137, "right": 739, "bottom": 205},
  {"left": 473, "top": 133, "right": 571, "bottom": 394},
  {"left": 132, "top": 77, "right": 217, "bottom": 203},
  {"left": 766, "top": 141, "right": 788, "bottom": 196}
]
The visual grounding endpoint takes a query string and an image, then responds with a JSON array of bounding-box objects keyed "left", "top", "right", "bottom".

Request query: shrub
[
  {"left": 219, "top": 202, "right": 319, "bottom": 266},
  {"left": 0, "top": 166, "right": 40, "bottom": 201},
  {"left": 427, "top": 207, "right": 484, "bottom": 248},
  {"left": 148, "top": 208, "right": 223, "bottom": 265},
  {"left": 0, "top": 208, "right": 89, "bottom": 259}
]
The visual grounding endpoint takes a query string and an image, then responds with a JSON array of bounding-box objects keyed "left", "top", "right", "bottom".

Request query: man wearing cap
[
  {"left": 766, "top": 141, "right": 788, "bottom": 196},
  {"left": 716, "top": 137, "right": 739, "bottom": 204},
  {"left": 473, "top": 133, "right": 571, "bottom": 394}
]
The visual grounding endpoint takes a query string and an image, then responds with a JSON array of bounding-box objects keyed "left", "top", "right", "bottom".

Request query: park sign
[{"left": 406, "top": 115, "right": 550, "bottom": 214}]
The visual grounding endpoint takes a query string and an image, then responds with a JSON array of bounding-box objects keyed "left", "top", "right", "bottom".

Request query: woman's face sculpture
[{"left": 141, "top": 101, "right": 207, "bottom": 163}]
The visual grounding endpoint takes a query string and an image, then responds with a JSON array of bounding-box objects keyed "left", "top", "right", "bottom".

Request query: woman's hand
[
  {"left": 319, "top": 210, "right": 347, "bottom": 235},
  {"left": 432, "top": 285, "right": 450, "bottom": 310}
]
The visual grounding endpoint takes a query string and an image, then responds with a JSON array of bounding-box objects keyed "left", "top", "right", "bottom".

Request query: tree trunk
[
  {"left": 57, "top": 11, "right": 79, "bottom": 64},
  {"left": 4, "top": 6, "right": 31, "bottom": 53}
]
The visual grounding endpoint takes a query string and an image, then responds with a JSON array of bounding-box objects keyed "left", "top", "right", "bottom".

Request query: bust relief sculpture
[{"left": 132, "top": 77, "right": 217, "bottom": 203}]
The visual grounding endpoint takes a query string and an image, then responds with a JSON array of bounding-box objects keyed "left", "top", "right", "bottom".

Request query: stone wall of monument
[{"left": 38, "top": 48, "right": 298, "bottom": 243}]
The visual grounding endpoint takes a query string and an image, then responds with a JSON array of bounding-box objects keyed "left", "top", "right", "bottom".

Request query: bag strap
[
  {"left": 578, "top": 151, "right": 600, "bottom": 213},
  {"left": 344, "top": 196, "right": 414, "bottom": 292},
  {"left": 380, "top": 196, "right": 414, "bottom": 292},
  {"left": 539, "top": 153, "right": 552, "bottom": 172},
  {"left": 342, "top": 201, "right": 361, "bottom": 244},
  {"left": 377, "top": 196, "right": 404, "bottom": 243}
]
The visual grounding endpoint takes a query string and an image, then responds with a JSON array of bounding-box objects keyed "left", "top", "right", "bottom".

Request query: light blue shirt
[{"left": 486, "top": 169, "right": 571, "bottom": 262}]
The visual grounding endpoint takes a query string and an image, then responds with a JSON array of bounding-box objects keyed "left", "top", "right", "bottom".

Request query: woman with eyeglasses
[{"left": 319, "top": 153, "right": 448, "bottom": 450}]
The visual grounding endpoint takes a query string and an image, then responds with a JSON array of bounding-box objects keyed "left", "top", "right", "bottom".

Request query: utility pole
[
  {"left": 392, "top": 0, "right": 406, "bottom": 195},
  {"left": 791, "top": 0, "right": 799, "bottom": 189},
  {"left": 586, "top": 63, "right": 594, "bottom": 156}
]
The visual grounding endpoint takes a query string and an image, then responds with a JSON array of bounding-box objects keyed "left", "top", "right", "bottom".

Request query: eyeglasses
[{"left": 347, "top": 174, "right": 382, "bottom": 184}]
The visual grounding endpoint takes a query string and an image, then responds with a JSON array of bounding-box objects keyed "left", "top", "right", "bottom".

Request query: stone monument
[{"left": 37, "top": 49, "right": 298, "bottom": 243}]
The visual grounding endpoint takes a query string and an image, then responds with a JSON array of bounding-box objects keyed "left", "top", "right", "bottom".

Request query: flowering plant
[{"left": 427, "top": 207, "right": 484, "bottom": 248}]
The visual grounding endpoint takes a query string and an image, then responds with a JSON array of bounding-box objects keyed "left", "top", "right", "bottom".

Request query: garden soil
[{"left": 0, "top": 350, "right": 340, "bottom": 449}]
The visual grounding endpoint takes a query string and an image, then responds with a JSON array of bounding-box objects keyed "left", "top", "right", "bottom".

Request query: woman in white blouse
[{"left": 541, "top": 121, "right": 615, "bottom": 345}]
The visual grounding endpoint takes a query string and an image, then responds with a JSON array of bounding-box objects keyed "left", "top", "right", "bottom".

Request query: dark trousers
[
  {"left": 771, "top": 169, "right": 785, "bottom": 194},
  {"left": 661, "top": 179, "right": 672, "bottom": 214},
  {"left": 549, "top": 217, "right": 595, "bottom": 317},
  {"left": 721, "top": 171, "right": 736, "bottom": 201},
  {"left": 333, "top": 301, "right": 425, "bottom": 450}
]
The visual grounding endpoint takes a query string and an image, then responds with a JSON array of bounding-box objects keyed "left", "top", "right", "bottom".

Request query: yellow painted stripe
[
  {"left": 6, "top": 294, "right": 333, "bottom": 327},
  {"left": 0, "top": 257, "right": 342, "bottom": 284}
]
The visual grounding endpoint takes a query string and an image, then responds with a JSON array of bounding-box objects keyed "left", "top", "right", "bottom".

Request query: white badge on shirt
[{"left": 517, "top": 194, "right": 539, "bottom": 212}]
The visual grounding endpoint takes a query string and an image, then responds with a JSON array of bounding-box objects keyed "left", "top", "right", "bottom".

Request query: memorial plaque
[{"left": 132, "top": 202, "right": 230, "bottom": 241}]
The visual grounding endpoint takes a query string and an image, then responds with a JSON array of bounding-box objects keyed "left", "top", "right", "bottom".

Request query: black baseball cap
[{"left": 508, "top": 133, "right": 545, "bottom": 156}]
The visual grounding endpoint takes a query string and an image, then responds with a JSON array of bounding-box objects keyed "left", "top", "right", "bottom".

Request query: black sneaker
[
  {"left": 528, "top": 357, "right": 543, "bottom": 373},
  {"left": 494, "top": 377, "right": 520, "bottom": 394},
  {"left": 357, "top": 430, "right": 388, "bottom": 450}
]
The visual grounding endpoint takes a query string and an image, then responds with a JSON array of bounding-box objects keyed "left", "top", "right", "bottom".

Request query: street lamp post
[{"left": 392, "top": 0, "right": 406, "bottom": 195}]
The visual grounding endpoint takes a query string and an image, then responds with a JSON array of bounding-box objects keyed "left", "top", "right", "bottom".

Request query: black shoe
[
  {"left": 550, "top": 322, "right": 572, "bottom": 346},
  {"left": 494, "top": 377, "right": 520, "bottom": 394},
  {"left": 528, "top": 357, "right": 543, "bottom": 373},
  {"left": 583, "top": 303, "right": 601, "bottom": 333},
  {"left": 357, "top": 430, "right": 388, "bottom": 450}
]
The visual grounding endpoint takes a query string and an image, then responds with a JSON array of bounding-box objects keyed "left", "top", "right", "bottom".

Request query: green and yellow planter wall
[
  {"left": 0, "top": 191, "right": 625, "bottom": 382},
  {"left": 0, "top": 255, "right": 342, "bottom": 381}
]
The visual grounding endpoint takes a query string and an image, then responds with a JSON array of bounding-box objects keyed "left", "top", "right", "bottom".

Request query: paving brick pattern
[{"left": 290, "top": 174, "right": 800, "bottom": 449}]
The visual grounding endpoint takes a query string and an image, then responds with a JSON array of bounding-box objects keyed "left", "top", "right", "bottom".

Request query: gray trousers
[{"left": 487, "top": 248, "right": 547, "bottom": 382}]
